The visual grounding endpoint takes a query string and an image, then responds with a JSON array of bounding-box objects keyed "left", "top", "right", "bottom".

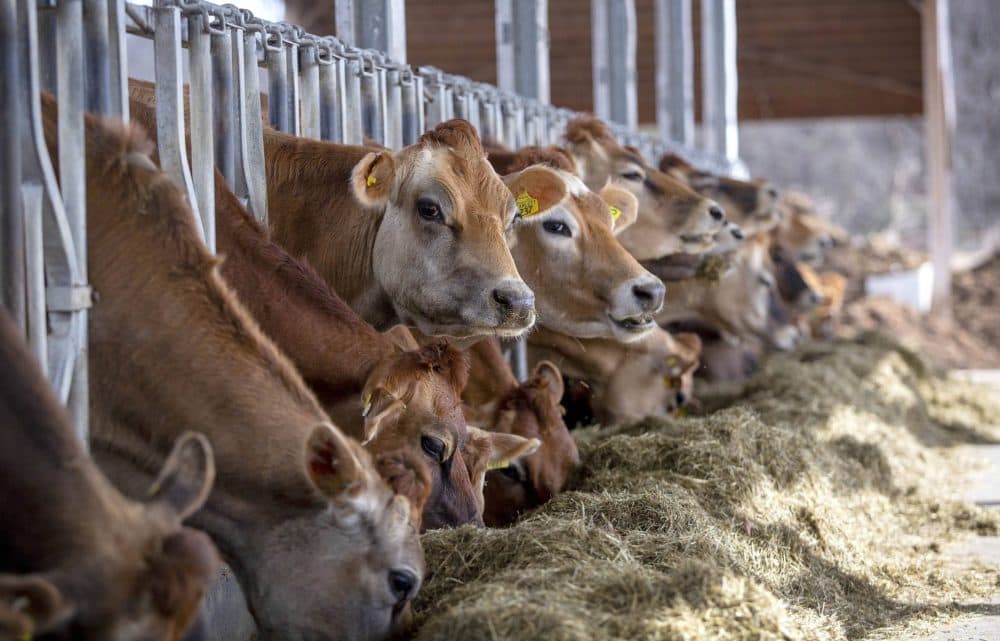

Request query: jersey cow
[
  {"left": 562, "top": 117, "right": 726, "bottom": 260},
  {"left": 43, "top": 99, "right": 423, "bottom": 641},
  {"left": 0, "top": 309, "right": 218, "bottom": 641}
]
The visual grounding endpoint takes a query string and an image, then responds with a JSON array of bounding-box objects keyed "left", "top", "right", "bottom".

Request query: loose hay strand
[{"left": 414, "top": 337, "right": 1000, "bottom": 641}]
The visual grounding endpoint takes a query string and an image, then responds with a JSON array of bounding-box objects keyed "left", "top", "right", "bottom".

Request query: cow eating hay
[{"left": 413, "top": 336, "right": 1000, "bottom": 641}]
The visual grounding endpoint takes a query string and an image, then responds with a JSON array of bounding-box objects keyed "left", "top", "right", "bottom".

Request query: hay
[{"left": 413, "top": 336, "right": 1000, "bottom": 641}]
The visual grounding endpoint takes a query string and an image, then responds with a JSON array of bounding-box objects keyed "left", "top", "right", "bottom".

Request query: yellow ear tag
[
  {"left": 663, "top": 376, "right": 676, "bottom": 389},
  {"left": 488, "top": 459, "right": 511, "bottom": 471},
  {"left": 366, "top": 174, "right": 377, "bottom": 187},
  {"left": 516, "top": 190, "right": 540, "bottom": 217},
  {"left": 362, "top": 393, "right": 373, "bottom": 417},
  {"left": 609, "top": 205, "right": 622, "bottom": 221}
]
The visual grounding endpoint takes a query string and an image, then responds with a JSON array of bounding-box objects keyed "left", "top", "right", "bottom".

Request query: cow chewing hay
[{"left": 413, "top": 335, "right": 1000, "bottom": 641}]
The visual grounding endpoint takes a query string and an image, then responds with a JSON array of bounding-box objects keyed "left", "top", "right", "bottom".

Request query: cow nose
[
  {"left": 389, "top": 569, "right": 419, "bottom": 603},
  {"left": 676, "top": 391, "right": 687, "bottom": 407},
  {"left": 492, "top": 282, "right": 535, "bottom": 319},
  {"left": 730, "top": 225, "right": 745, "bottom": 240},
  {"left": 767, "top": 187, "right": 779, "bottom": 199},
  {"left": 709, "top": 205, "right": 725, "bottom": 221},
  {"left": 631, "top": 277, "right": 666, "bottom": 312}
]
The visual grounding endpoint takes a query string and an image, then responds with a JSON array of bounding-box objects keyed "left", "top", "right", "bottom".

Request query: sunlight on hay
[{"left": 414, "top": 336, "right": 1000, "bottom": 641}]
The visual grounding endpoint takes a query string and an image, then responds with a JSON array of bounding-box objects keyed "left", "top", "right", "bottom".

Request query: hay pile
[{"left": 413, "top": 336, "right": 1000, "bottom": 641}]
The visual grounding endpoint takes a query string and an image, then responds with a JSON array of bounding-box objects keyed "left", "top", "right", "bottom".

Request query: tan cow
[
  {"left": 463, "top": 338, "right": 579, "bottom": 526},
  {"left": 0, "top": 309, "right": 218, "bottom": 641},
  {"left": 773, "top": 191, "right": 846, "bottom": 264},
  {"left": 528, "top": 326, "right": 702, "bottom": 425},
  {"left": 491, "top": 146, "right": 666, "bottom": 341},
  {"left": 43, "top": 100, "right": 423, "bottom": 641},
  {"left": 654, "top": 236, "right": 801, "bottom": 351},
  {"left": 562, "top": 117, "right": 726, "bottom": 259},
  {"left": 264, "top": 122, "right": 536, "bottom": 339},
  {"left": 659, "top": 152, "right": 781, "bottom": 235}
]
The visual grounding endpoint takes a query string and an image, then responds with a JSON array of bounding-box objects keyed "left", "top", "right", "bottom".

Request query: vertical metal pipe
[
  {"left": 318, "top": 44, "right": 341, "bottom": 142},
  {"left": 153, "top": 0, "right": 204, "bottom": 241},
  {"left": 266, "top": 27, "right": 289, "bottom": 132},
  {"left": 384, "top": 67, "right": 403, "bottom": 149},
  {"left": 187, "top": 10, "right": 216, "bottom": 253},
  {"left": 399, "top": 67, "right": 423, "bottom": 145},
  {"left": 420, "top": 67, "right": 446, "bottom": 129},
  {"left": 655, "top": 0, "right": 693, "bottom": 147},
  {"left": 284, "top": 35, "right": 301, "bottom": 136},
  {"left": 82, "top": 0, "right": 111, "bottom": 114},
  {"left": 701, "top": 0, "right": 738, "bottom": 162},
  {"left": 512, "top": 339, "right": 528, "bottom": 381},
  {"left": 496, "top": 0, "right": 550, "bottom": 104},
  {"left": 341, "top": 51, "right": 364, "bottom": 144},
  {"left": 335, "top": 0, "right": 407, "bottom": 63},
  {"left": 23, "top": 186, "right": 46, "bottom": 371},
  {"left": 108, "top": 0, "right": 128, "bottom": 120},
  {"left": 359, "top": 53, "right": 384, "bottom": 144},
  {"left": 238, "top": 21, "right": 268, "bottom": 223},
  {"left": 211, "top": 13, "right": 235, "bottom": 188},
  {"left": 591, "top": 0, "right": 636, "bottom": 128},
  {"left": 300, "top": 40, "right": 321, "bottom": 140},
  {"left": 0, "top": 0, "right": 23, "bottom": 327}
]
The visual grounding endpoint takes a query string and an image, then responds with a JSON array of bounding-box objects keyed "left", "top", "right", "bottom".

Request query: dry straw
[{"left": 413, "top": 334, "right": 1000, "bottom": 641}]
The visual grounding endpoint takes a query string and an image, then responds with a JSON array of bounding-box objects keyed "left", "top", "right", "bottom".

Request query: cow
[
  {"left": 209, "top": 167, "right": 533, "bottom": 531},
  {"left": 528, "top": 325, "right": 702, "bottom": 426},
  {"left": 659, "top": 152, "right": 781, "bottom": 235},
  {"left": 562, "top": 117, "right": 726, "bottom": 260},
  {"left": 489, "top": 146, "right": 666, "bottom": 341},
  {"left": 264, "top": 121, "right": 536, "bottom": 339},
  {"left": 773, "top": 191, "right": 846, "bottom": 265},
  {"left": 796, "top": 264, "right": 847, "bottom": 338},
  {"left": 0, "top": 309, "right": 218, "bottom": 641},
  {"left": 42, "top": 98, "right": 423, "bottom": 641},
  {"left": 653, "top": 236, "right": 801, "bottom": 352},
  {"left": 462, "top": 338, "right": 579, "bottom": 526}
]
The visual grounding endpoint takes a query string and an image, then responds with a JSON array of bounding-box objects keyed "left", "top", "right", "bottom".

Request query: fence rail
[{"left": 0, "top": 0, "right": 739, "bottom": 441}]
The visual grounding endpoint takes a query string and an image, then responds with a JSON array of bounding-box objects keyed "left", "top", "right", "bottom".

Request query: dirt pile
[
  {"left": 413, "top": 336, "right": 1000, "bottom": 641},
  {"left": 953, "top": 253, "right": 1000, "bottom": 355}
]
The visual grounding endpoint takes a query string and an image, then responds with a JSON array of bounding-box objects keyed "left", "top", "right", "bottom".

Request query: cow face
[
  {"left": 247, "top": 425, "right": 423, "bottom": 641},
  {"left": 502, "top": 165, "right": 665, "bottom": 342},
  {"left": 564, "top": 118, "right": 726, "bottom": 260},
  {"left": 481, "top": 361, "right": 579, "bottom": 527},
  {"left": 773, "top": 192, "right": 843, "bottom": 265},
  {"left": 352, "top": 120, "right": 535, "bottom": 339}
]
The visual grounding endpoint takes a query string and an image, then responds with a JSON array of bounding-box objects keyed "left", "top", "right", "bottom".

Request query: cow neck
[
  {"left": 263, "top": 131, "right": 391, "bottom": 326},
  {"left": 215, "top": 176, "right": 397, "bottom": 406},
  {"left": 528, "top": 326, "right": 621, "bottom": 382}
]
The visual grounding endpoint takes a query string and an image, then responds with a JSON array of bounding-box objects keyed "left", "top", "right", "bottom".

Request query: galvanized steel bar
[
  {"left": 511, "top": 339, "right": 528, "bottom": 381},
  {"left": 384, "top": 66, "right": 403, "bottom": 149},
  {"left": 211, "top": 10, "right": 235, "bottom": 187},
  {"left": 655, "top": 0, "right": 693, "bottom": 147},
  {"left": 335, "top": 0, "right": 406, "bottom": 63},
  {"left": 186, "top": 7, "right": 216, "bottom": 252},
  {"left": 282, "top": 27, "right": 301, "bottom": 136},
  {"left": 420, "top": 67, "right": 447, "bottom": 129},
  {"left": 317, "top": 41, "right": 342, "bottom": 142},
  {"left": 108, "top": 0, "right": 129, "bottom": 119},
  {"left": 23, "top": 186, "right": 46, "bottom": 370},
  {"left": 83, "top": 0, "right": 112, "bottom": 113},
  {"left": 495, "top": 0, "right": 550, "bottom": 104},
  {"left": 265, "top": 25, "right": 290, "bottom": 132},
  {"left": 299, "top": 38, "right": 321, "bottom": 139},
  {"left": 0, "top": 0, "right": 23, "bottom": 327},
  {"left": 340, "top": 50, "right": 364, "bottom": 144},
  {"left": 399, "top": 67, "right": 423, "bottom": 145},
  {"left": 700, "top": 0, "right": 738, "bottom": 161},
  {"left": 153, "top": 0, "right": 204, "bottom": 242},
  {"left": 235, "top": 17, "right": 268, "bottom": 223},
  {"left": 359, "top": 52, "right": 384, "bottom": 144},
  {"left": 591, "top": 0, "right": 637, "bottom": 128}
]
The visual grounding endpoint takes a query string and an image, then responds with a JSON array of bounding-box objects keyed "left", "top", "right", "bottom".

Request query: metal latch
[{"left": 46, "top": 285, "right": 94, "bottom": 312}]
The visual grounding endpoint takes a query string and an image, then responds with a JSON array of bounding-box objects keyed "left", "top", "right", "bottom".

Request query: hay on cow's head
[{"left": 413, "top": 337, "right": 1000, "bottom": 641}]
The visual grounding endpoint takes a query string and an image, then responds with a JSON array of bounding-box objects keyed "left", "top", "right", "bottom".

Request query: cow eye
[
  {"left": 542, "top": 220, "right": 572, "bottom": 237},
  {"left": 416, "top": 198, "right": 444, "bottom": 223},
  {"left": 621, "top": 171, "right": 643, "bottom": 181},
  {"left": 500, "top": 461, "right": 528, "bottom": 483},
  {"left": 420, "top": 435, "right": 446, "bottom": 462}
]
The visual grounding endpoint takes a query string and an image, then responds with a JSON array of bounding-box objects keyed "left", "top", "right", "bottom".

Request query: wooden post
[{"left": 921, "top": 0, "right": 956, "bottom": 313}]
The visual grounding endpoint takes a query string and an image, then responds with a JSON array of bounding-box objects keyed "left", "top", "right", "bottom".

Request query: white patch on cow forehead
[{"left": 559, "top": 171, "right": 591, "bottom": 198}]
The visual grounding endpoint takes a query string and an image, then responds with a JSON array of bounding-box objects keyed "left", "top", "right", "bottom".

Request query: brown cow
[
  {"left": 0, "top": 309, "right": 218, "bottom": 641},
  {"left": 528, "top": 326, "right": 702, "bottom": 425},
  {"left": 463, "top": 338, "right": 578, "bottom": 526},
  {"left": 490, "top": 146, "right": 666, "bottom": 341},
  {"left": 659, "top": 152, "right": 781, "bottom": 235},
  {"left": 43, "top": 100, "right": 423, "bottom": 641},
  {"left": 562, "top": 117, "right": 726, "bottom": 259},
  {"left": 773, "top": 191, "right": 846, "bottom": 264},
  {"left": 264, "top": 121, "right": 536, "bottom": 339}
]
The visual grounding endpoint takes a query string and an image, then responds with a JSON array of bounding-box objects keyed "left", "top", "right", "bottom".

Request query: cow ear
[
  {"left": 375, "top": 450, "right": 429, "bottom": 530},
  {"left": 531, "top": 360, "right": 564, "bottom": 402},
  {"left": 384, "top": 325, "right": 420, "bottom": 352},
  {"left": 351, "top": 151, "right": 396, "bottom": 207},
  {"left": 0, "top": 574, "right": 74, "bottom": 638},
  {"left": 502, "top": 165, "right": 568, "bottom": 219},
  {"left": 673, "top": 332, "right": 702, "bottom": 357},
  {"left": 305, "top": 424, "right": 367, "bottom": 501},
  {"left": 467, "top": 426, "right": 540, "bottom": 471},
  {"left": 147, "top": 432, "right": 215, "bottom": 521},
  {"left": 597, "top": 184, "right": 639, "bottom": 233},
  {"left": 360, "top": 388, "right": 406, "bottom": 445}
]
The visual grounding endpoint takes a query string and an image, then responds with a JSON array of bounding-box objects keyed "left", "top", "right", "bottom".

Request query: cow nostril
[
  {"left": 389, "top": 569, "right": 418, "bottom": 603},
  {"left": 767, "top": 187, "right": 779, "bottom": 199},
  {"left": 731, "top": 226, "right": 745, "bottom": 240},
  {"left": 709, "top": 206, "right": 725, "bottom": 221},
  {"left": 632, "top": 279, "right": 666, "bottom": 311},
  {"left": 676, "top": 391, "right": 687, "bottom": 406},
  {"left": 492, "top": 286, "right": 535, "bottom": 318}
]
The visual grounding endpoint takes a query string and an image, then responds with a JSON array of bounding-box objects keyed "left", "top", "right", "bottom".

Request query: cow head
[
  {"left": 351, "top": 120, "right": 534, "bottom": 339},
  {"left": 660, "top": 152, "right": 781, "bottom": 235},
  {"left": 563, "top": 117, "right": 726, "bottom": 259},
  {"left": 480, "top": 361, "right": 579, "bottom": 526},
  {"left": 17, "top": 434, "right": 219, "bottom": 641},
  {"left": 497, "top": 149, "right": 665, "bottom": 341},
  {"left": 246, "top": 424, "right": 423, "bottom": 641},
  {"left": 772, "top": 191, "right": 844, "bottom": 264}
]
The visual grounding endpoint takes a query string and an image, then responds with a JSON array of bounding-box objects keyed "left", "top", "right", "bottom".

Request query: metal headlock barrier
[{"left": 0, "top": 0, "right": 739, "bottom": 439}]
